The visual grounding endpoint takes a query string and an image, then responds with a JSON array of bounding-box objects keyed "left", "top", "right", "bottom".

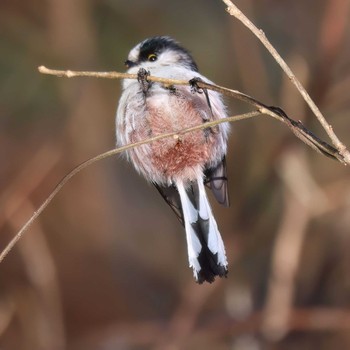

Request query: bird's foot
[{"left": 137, "top": 68, "right": 152, "bottom": 94}]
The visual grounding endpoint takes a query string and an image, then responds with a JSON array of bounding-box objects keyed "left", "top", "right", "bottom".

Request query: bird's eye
[{"left": 148, "top": 53, "right": 157, "bottom": 62}]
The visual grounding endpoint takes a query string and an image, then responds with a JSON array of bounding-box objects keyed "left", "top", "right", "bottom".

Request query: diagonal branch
[
  {"left": 0, "top": 111, "right": 259, "bottom": 263},
  {"left": 221, "top": 0, "right": 350, "bottom": 164}
]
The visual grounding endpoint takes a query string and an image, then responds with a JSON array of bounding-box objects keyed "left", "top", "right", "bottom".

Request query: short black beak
[{"left": 125, "top": 60, "right": 136, "bottom": 68}]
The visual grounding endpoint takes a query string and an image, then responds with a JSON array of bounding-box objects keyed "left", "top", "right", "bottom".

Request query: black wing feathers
[
  {"left": 204, "top": 157, "right": 230, "bottom": 207},
  {"left": 154, "top": 183, "right": 184, "bottom": 226}
]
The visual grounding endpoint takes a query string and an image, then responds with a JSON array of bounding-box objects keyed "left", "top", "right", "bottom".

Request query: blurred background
[{"left": 1, "top": 0, "right": 350, "bottom": 349}]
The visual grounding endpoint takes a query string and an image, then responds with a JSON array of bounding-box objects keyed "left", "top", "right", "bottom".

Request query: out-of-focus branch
[
  {"left": 0, "top": 145, "right": 61, "bottom": 231},
  {"left": 262, "top": 181, "right": 310, "bottom": 340},
  {"left": 262, "top": 149, "right": 330, "bottom": 341},
  {"left": 68, "top": 307, "right": 350, "bottom": 347},
  {"left": 221, "top": 0, "right": 350, "bottom": 164},
  {"left": 8, "top": 199, "right": 65, "bottom": 350},
  {"left": 153, "top": 281, "right": 223, "bottom": 350}
]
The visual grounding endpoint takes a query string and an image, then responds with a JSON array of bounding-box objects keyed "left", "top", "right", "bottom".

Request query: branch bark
[
  {"left": 221, "top": 0, "right": 350, "bottom": 164},
  {"left": 38, "top": 66, "right": 347, "bottom": 164}
]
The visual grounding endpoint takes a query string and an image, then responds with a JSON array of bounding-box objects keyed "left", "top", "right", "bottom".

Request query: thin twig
[
  {"left": 221, "top": 0, "right": 350, "bottom": 164},
  {"left": 38, "top": 66, "right": 346, "bottom": 164},
  {"left": 0, "top": 111, "right": 259, "bottom": 263},
  {"left": 38, "top": 65, "right": 189, "bottom": 86}
]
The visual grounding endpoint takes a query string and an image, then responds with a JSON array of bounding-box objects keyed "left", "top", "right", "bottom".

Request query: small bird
[{"left": 116, "top": 36, "right": 230, "bottom": 283}]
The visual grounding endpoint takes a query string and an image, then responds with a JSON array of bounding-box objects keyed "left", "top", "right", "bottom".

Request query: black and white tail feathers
[
  {"left": 177, "top": 178, "right": 228, "bottom": 283},
  {"left": 154, "top": 158, "right": 229, "bottom": 283}
]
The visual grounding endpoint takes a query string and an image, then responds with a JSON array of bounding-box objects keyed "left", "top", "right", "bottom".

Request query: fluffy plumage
[{"left": 116, "top": 36, "right": 230, "bottom": 283}]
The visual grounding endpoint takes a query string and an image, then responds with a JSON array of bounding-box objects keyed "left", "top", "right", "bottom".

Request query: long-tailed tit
[{"left": 116, "top": 36, "right": 230, "bottom": 283}]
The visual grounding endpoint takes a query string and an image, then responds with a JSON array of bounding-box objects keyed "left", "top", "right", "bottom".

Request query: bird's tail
[{"left": 177, "top": 177, "right": 228, "bottom": 283}]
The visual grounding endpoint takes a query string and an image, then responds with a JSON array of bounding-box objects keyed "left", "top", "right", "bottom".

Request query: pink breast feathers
[{"left": 147, "top": 95, "right": 218, "bottom": 182}]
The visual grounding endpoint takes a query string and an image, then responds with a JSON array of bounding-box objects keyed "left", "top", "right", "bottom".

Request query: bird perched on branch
[{"left": 116, "top": 36, "right": 230, "bottom": 283}]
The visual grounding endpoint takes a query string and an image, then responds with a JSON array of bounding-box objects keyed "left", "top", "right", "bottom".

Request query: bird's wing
[
  {"left": 204, "top": 156, "right": 230, "bottom": 207},
  {"left": 153, "top": 183, "right": 184, "bottom": 226}
]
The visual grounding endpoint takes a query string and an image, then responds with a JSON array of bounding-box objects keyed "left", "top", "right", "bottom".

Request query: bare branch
[
  {"left": 0, "top": 111, "right": 259, "bottom": 263},
  {"left": 221, "top": 0, "right": 350, "bottom": 164},
  {"left": 38, "top": 65, "right": 347, "bottom": 164},
  {"left": 38, "top": 65, "right": 189, "bottom": 86}
]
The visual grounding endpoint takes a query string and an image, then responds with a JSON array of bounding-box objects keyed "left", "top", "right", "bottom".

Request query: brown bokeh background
[{"left": 1, "top": 0, "right": 350, "bottom": 349}]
